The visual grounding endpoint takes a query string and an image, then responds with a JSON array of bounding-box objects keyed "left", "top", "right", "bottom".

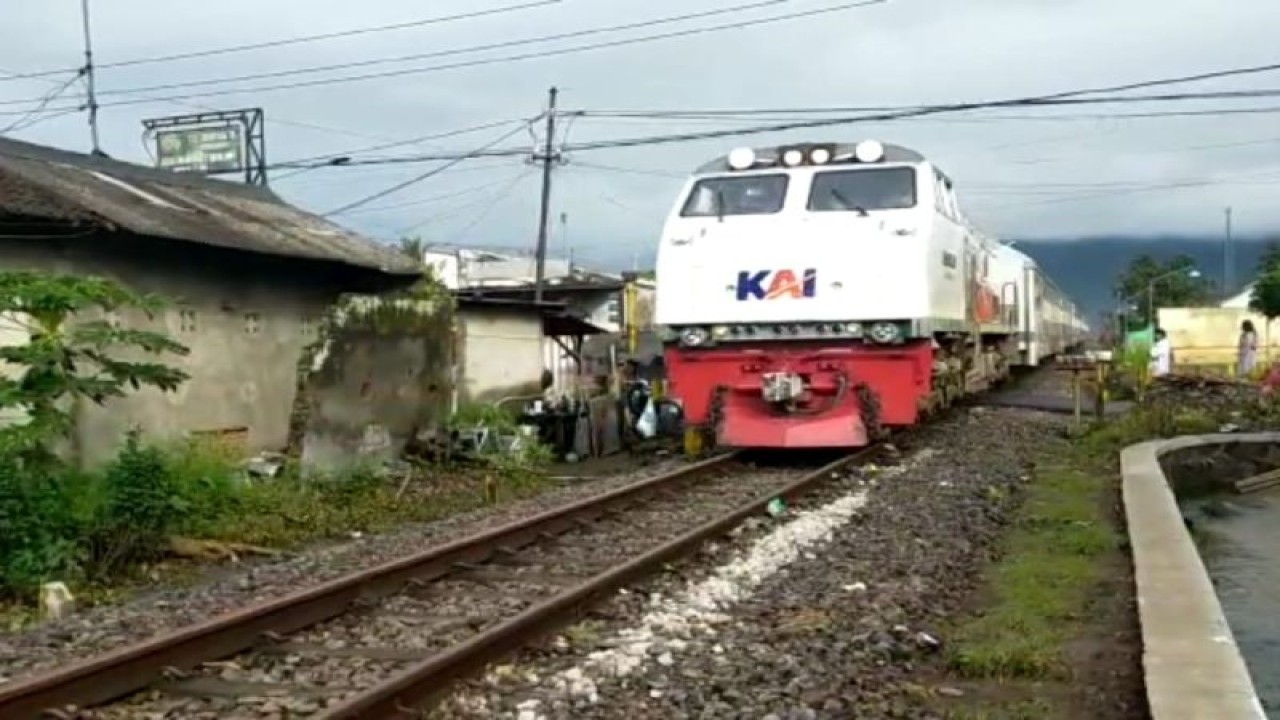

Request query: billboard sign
[{"left": 154, "top": 124, "right": 244, "bottom": 175}]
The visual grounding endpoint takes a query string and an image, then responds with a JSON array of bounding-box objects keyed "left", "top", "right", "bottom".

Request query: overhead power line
[
  {"left": 93, "top": 0, "right": 792, "bottom": 96},
  {"left": 0, "top": 1, "right": 564, "bottom": 82},
  {"left": 323, "top": 122, "right": 534, "bottom": 216},
  {"left": 559, "top": 64, "right": 1280, "bottom": 152},
  {"left": 0, "top": 71, "right": 83, "bottom": 135},
  {"left": 570, "top": 88, "right": 1280, "bottom": 119},
  {"left": 0, "top": 0, "right": 888, "bottom": 111},
  {"left": 257, "top": 93, "right": 1280, "bottom": 174}
]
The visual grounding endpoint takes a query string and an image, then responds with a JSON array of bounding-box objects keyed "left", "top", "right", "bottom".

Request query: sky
[{"left": 1, "top": 0, "right": 1278, "bottom": 271}]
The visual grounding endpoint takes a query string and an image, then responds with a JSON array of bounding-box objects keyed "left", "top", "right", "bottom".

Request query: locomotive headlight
[
  {"left": 680, "top": 327, "right": 711, "bottom": 347},
  {"left": 781, "top": 149, "right": 805, "bottom": 167},
  {"left": 868, "top": 321, "right": 901, "bottom": 344},
  {"left": 727, "top": 147, "right": 756, "bottom": 171},
  {"left": 809, "top": 147, "right": 832, "bottom": 165},
  {"left": 854, "top": 140, "right": 885, "bottom": 163},
  {"left": 712, "top": 325, "right": 730, "bottom": 338},
  {"left": 845, "top": 322, "right": 863, "bottom": 336}
]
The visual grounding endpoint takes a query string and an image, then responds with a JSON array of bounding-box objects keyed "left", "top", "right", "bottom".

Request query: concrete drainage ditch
[{"left": 1122, "top": 432, "right": 1275, "bottom": 720}]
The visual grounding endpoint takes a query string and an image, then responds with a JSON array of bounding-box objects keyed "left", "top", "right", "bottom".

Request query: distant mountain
[{"left": 1014, "top": 235, "right": 1279, "bottom": 324}]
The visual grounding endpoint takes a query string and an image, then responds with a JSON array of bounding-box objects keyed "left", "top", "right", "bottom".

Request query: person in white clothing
[{"left": 1150, "top": 328, "right": 1173, "bottom": 377}]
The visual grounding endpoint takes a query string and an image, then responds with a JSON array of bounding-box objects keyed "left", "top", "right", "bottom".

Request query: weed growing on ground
[
  {"left": 945, "top": 455, "right": 1119, "bottom": 682},
  {"left": 0, "top": 270, "right": 558, "bottom": 612}
]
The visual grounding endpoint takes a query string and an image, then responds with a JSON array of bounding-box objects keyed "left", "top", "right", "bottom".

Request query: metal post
[
  {"left": 1224, "top": 206, "right": 1234, "bottom": 297},
  {"left": 80, "top": 0, "right": 101, "bottom": 154},
  {"left": 532, "top": 87, "right": 559, "bottom": 303}
]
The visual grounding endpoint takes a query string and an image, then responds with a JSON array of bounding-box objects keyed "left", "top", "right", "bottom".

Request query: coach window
[
  {"left": 807, "top": 167, "right": 917, "bottom": 213},
  {"left": 680, "top": 174, "right": 789, "bottom": 217}
]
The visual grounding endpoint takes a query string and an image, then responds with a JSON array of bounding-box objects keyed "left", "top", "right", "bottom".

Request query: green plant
[{"left": 0, "top": 272, "right": 190, "bottom": 467}]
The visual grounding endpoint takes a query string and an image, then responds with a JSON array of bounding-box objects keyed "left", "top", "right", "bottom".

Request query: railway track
[{"left": 0, "top": 448, "right": 878, "bottom": 720}]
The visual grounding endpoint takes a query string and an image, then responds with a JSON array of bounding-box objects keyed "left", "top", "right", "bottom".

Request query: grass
[
  {"left": 944, "top": 454, "right": 1119, "bottom": 683},
  {"left": 0, "top": 438, "right": 556, "bottom": 628}
]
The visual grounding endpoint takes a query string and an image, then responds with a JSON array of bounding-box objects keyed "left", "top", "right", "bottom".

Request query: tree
[
  {"left": 1255, "top": 241, "right": 1280, "bottom": 277},
  {"left": 0, "top": 272, "right": 190, "bottom": 466},
  {"left": 1113, "top": 253, "right": 1213, "bottom": 328},
  {"left": 397, "top": 236, "right": 427, "bottom": 264}
]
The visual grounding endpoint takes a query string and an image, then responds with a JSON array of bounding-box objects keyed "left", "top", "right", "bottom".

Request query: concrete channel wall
[{"left": 1122, "top": 433, "right": 1273, "bottom": 720}]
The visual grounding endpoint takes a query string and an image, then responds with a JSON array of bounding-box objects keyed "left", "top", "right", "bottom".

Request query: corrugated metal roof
[{"left": 0, "top": 137, "right": 421, "bottom": 276}]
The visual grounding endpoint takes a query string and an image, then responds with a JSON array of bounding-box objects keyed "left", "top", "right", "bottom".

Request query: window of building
[
  {"left": 178, "top": 309, "right": 197, "bottom": 333},
  {"left": 244, "top": 312, "right": 261, "bottom": 335}
]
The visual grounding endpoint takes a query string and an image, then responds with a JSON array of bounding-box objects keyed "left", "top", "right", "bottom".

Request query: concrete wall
[
  {"left": 1158, "top": 306, "right": 1280, "bottom": 369},
  {"left": 457, "top": 304, "right": 545, "bottom": 405},
  {"left": 1121, "top": 434, "right": 1269, "bottom": 720},
  {"left": 0, "top": 235, "right": 363, "bottom": 464},
  {"left": 0, "top": 312, "right": 31, "bottom": 428},
  {"left": 292, "top": 295, "right": 453, "bottom": 473}
]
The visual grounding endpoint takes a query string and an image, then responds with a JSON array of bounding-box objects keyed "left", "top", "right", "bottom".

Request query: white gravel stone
[{"left": 522, "top": 462, "right": 912, "bottom": 707}]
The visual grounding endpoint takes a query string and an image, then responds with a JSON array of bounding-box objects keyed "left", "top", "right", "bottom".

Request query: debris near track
[
  {"left": 166, "top": 537, "right": 285, "bottom": 563},
  {"left": 1145, "top": 373, "right": 1264, "bottom": 415},
  {"left": 436, "top": 407, "right": 1073, "bottom": 719}
]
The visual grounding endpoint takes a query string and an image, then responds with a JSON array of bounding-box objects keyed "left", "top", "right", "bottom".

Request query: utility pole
[
  {"left": 80, "top": 0, "right": 102, "bottom": 155},
  {"left": 532, "top": 87, "right": 559, "bottom": 303},
  {"left": 1224, "top": 206, "right": 1234, "bottom": 297}
]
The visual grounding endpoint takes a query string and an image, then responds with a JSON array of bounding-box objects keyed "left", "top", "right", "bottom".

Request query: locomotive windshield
[
  {"left": 680, "top": 174, "right": 789, "bottom": 217},
  {"left": 807, "top": 167, "right": 917, "bottom": 212}
]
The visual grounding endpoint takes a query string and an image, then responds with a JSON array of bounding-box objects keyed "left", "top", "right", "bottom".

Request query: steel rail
[
  {"left": 0, "top": 452, "right": 740, "bottom": 720},
  {"left": 319, "top": 446, "right": 878, "bottom": 719}
]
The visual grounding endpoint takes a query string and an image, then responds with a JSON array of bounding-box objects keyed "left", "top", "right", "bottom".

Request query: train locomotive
[{"left": 654, "top": 140, "right": 1089, "bottom": 450}]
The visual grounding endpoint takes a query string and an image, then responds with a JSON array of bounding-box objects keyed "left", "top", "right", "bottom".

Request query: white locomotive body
[{"left": 655, "top": 141, "right": 1089, "bottom": 450}]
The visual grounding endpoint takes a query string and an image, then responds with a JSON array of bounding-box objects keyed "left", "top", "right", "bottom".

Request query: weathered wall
[
  {"left": 292, "top": 295, "right": 453, "bottom": 473},
  {"left": 1159, "top": 307, "right": 1280, "bottom": 369},
  {"left": 0, "top": 234, "right": 366, "bottom": 465},
  {"left": 457, "top": 305, "right": 545, "bottom": 405}
]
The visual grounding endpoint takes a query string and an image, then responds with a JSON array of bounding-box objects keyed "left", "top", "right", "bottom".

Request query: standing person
[
  {"left": 1150, "top": 328, "right": 1173, "bottom": 378},
  {"left": 1238, "top": 319, "right": 1259, "bottom": 378}
]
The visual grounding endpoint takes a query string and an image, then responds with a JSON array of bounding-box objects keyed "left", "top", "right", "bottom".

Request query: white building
[{"left": 424, "top": 245, "right": 653, "bottom": 396}]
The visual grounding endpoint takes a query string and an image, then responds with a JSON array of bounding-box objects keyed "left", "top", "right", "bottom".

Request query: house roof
[
  {"left": 453, "top": 292, "right": 604, "bottom": 336},
  {"left": 0, "top": 136, "right": 421, "bottom": 276}
]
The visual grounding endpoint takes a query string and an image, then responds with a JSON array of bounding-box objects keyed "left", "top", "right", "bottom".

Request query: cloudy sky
[{"left": 2, "top": 0, "right": 1277, "bottom": 270}]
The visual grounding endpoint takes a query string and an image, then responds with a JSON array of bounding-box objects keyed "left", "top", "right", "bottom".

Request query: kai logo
[{"left": 736, "top": 268, "right": 818, "bottom": 301}]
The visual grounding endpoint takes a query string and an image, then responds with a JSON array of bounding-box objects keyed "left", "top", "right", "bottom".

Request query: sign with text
[{"left": 155, "top": 124, "right": 244, "bottom": 175}]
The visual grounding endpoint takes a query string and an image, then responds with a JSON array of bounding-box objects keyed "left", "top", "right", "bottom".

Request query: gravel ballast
[
  {"left": 436, "top": 404, "right": 1070, "bottom": 719},
  {"left": 0, "top": 456, "right": 699, "bottom": 684}
]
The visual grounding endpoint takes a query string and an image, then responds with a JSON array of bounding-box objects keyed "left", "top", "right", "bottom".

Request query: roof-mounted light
[
  {"left": 727, "top": 147, "right": 756, "bottom": 171},
  {"left": 781, "top": 148, "right": 805, "bottom": 167},
  {"left": 809, "top": 147, "right": 832, "bottom": 165},
  {"left": 854, "top": 140, "right": 885, "bottom": 163}
]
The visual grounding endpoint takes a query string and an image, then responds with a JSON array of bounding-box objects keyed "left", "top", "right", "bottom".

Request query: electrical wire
[
  {"left": 323, "top": 122, "right": 534, "bottom": 216},
  {"left": 0, "top": 1, "right": 564, "bottom": 82},
  {"left": 567, "top": 161, "right": 687, "bottom": 180},
  {"left": 0, "top": 64, "right": 459, "bottom": 149},
  {"left": 89, "top": 0, "right": 792, "bottom": 97},
  {"left": 0, "top": 0, "right": 888, "bottom": 111},
  {"left": 339, "top": 172, "right": 535, "bottom": 216},
  {"left": 269, "top": 117, "right": 536, "bottom": 180},
  {"left": 573, "top": 88, "right": 1280, "bottom": 119},
  {"left": 0, "top": 71, "right": 84, "bottom": 134},
  {"left": 397, "top": 170, "right": 535, "bottom": 235},
  {"left": 452, "top": 170, "right": 538, "bottom": 238}
]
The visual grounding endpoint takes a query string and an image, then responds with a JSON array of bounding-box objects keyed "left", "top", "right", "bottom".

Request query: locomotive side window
[
  {"left": 807, "top": 167, "right": 917, "bottom": 212},
  {"left": 679, "top": 174, "right": 789, "bottom": 217}
]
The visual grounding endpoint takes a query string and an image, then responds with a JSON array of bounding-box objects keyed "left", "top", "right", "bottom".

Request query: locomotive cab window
[
  {"left": 807, "top": 167, "right": 917, "bottom": 213},
  {"left": 679, "top": 174, "right": 789, "bottom": 217}
]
